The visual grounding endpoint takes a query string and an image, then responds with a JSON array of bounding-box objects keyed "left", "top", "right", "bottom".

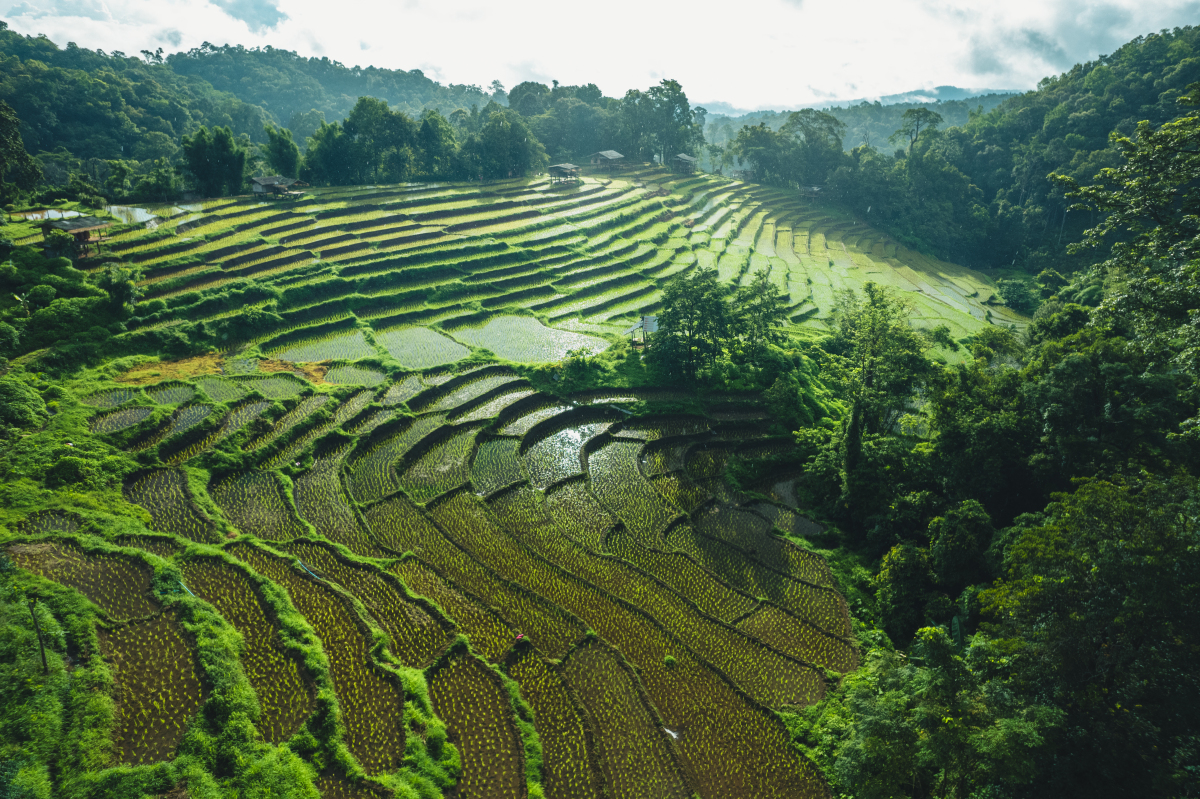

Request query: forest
[{"left": 0, "top": 17, "right": 1197, "bottom": 799}]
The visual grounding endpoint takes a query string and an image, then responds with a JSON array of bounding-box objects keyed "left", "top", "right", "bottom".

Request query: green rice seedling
[
  {"left": 99, "top": 610, "right": 204, "bottom": 765},
  {"left": 650, "top": 473, "right": 710, "bottom": 514},
  {"left": 266, "top": 389, "right": 375, "bottom": 468},
  {"left": 470, "top": 437, "right": 525, "bottom": 496},
  {"left": 124, "top": 469, "right": 219, "bottom": 542},
  {"left": 449, "top": 316, "right": 608, "bottom": 363},
  {"left": 639, "top": 443, "right": 692, "bottom": 475},
  {"left": 559, "top": 642, "right": 690, "bottom": 799},
  {"left": 345, "top": 407, "right": 397, "bottom": 436},
  {"left": 669, "top": 524, "right": 848, "bottom": 638},
  {"left": 694, "top": 505, "right": 835, "bottom": 588},
  {"left": 325, "top": 365, "right": 387, "bottom": 386},
  {"left": 225, "top": 357, "right": 259, "bottom": 374},
  {"left": 114, "top": 534, "right": 184, "bottom": 559},
  {"left": 498, "top": 402, "right": 573, "bottom": 436},
  {"left": 395, "top": 478, "right": 825, "bottom": 796},
  {"left": 543, "top": 479, "right": 613, "bottom": 552},
  {"left": 229, "top": 543, "right": 406, "bottom": 775},
  {"left": 166, "top": 400, "right": 272, "bottom": 464},
  {"left": 737, "top": 605, "right": 858, "bottom": 674},
  {"left": 5, "top": 540, "right": 158, "bottom": 620},
  {"left": 365, "top": 496, "right": 587, "bottom": 660},
  {"left": 180, "top": 556, "right": 314, "bottom": 742},
  {"left": 373, "top": 326, "right": 469, "bottom": 369},
  {"left": 130, "top": 403, "right": 214, "bottom": 452},
  {"left": 452, "top": 388, "right": 537, "bottom": 423},
  {"left": 144, "top": 382, "right": 196, "bottom": 405},
  {"left": 270, "top": 330, "right": 377, "bottom": 363},
  {"left": 523, "top": 421, "right": 611, "bottom": 489},
  {"left": 605, "top": 526, "right": 757, "bottom": 623},
  {"left": 245, "top": 394, "right": 330, "bottom": 452},
  {"left": 388, "top": 557, "right": 515, "bottom": 661},
  {"left": 211, "top": 471, "right": 308, "bottom": 541},
  {"left": 234, "top": 375, "right": 307, "bottom": 400},
  {"left": 615, "top": 417, "right": 709, "bottom": 441},
  {"left": 490, "top": 487, "right": 823, "bottom": 710},
  {"left": 415, "top": 372, "right": 524, "bottom": 413},
  {"left": 346, "top": 414, "right": 445, "bottom": 503},
  {"left": 15, "top": 510, "right": 82, "bottom": 534},
  {"left": 195, "top": 375, "right": 246, "bottom": 403},
  {"left": 506, "top": 649, "right": 602, "bottom": 799},
  {"left": 292, "top": 444, "right": 390, "bottom": 559},
  {"left": 80, "top": 387, "right": 138, "bottom": 408},
  {"left": 314, "top": 775, "right": 393, "bottom": 799},
  {"left": 427, "top": 652, "right": 528, "bottom": 799},
  {"left": 90, "top": 405, "right": 154, "bottom": 434},
  {"left": 397, "top": 425, "right": 481, "bottom": 504},
  {"left": 587, "top": 440, "right": 680, "bottom": 545},
  {"left": 282, "top": 540, "right": 453, "bottom": 667}
]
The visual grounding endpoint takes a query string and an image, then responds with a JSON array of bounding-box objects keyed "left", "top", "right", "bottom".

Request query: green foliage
[
  {"left": 795, "top": 630, "right": 1065, "bottom": 799},
  {"left": 0, "top": 100, "right": 40, "bottom": 192},
  {"left": 181, "top": 126, "right": 247, "bottom": 197},
  {"left": 650, "top": 267, "right": 731, "bottom": 381},
  {"left": 981, "top": 475, "right": 1200, "bottom": 796},
  {"left": 263, "top": 125, "right": 301, "bottom": 179}
]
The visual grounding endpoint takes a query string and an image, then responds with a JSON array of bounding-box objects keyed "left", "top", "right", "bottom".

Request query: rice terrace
[
  {"left": 1, "top": 166, "right": 1017, "bottom": 798},
  {"left": 5, "top": 12, "right": 1199, "bottom": 799}
]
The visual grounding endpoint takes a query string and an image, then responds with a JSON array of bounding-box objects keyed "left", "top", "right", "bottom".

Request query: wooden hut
[
  {"left": 252, "top": 175, "right": 304, "bottom": 197},
  {"left": 40, "top": 216, "right": 112, "bottom": 258},
  {"left": 672, "top": 153, "right": 698, "bottom": 173},
  {"left": 589, "top": 150, "right": 625, "bottom": 170},
  {"left": 732, "top": 168, "right": 756, "bottom": 182},
  {"left": 548, "top": 163, "right": 581, "bottom": 183}
]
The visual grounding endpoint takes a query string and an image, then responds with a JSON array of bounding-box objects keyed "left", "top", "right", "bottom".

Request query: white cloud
[{"left": 2, "top": 0, "right": 1198, "bottom": 109}]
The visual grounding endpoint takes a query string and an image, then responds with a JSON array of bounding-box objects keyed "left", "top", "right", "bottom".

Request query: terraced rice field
[{"left": 9, "top": 169, "right": 1026, "bottom": 796}]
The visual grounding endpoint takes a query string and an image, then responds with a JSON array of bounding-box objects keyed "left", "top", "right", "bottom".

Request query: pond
[
  {"left": 105, "top": 204, "right": 202, "bottom": 225},
  {"left": 10, "top": 208, "right": 81, "bottom": 221}
]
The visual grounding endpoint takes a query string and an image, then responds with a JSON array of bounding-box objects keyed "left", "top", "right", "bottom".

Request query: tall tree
[
  {"left": 889, "top": 107, "right": 944, "bottom": 153},
  {"left": 262, "top": 124, "right": 300, "bottom": 178},
  {"left": 653, "top": 267, "right": 732, "bottom": 381},
  {"left": 180, "top": 125, "right": 246, "bottom": 197},
  {"left": 0, "top": 101, "right": 41, "bottom": 196},
  {"left": 825, "top": 283, "right": 931, "bottom": 528},
  {"left": 733, "top": 268, "right": 790, "bottom": 351}
]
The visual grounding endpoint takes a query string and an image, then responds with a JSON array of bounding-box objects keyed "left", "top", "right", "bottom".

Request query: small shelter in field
[
  {"left": 672, "top": 153, "right": 698, "bottom": 173},
  {"left": 732, "top": 168, "right": 756, "bottom": 182},
  {"left": 589, "top": 150, "right": 625, "bottom": 169},
  {"left": 548, "top": 163, "right": 581, "bottom": 183},
  {"left": 40, "top": 216, "right": 111, "bottom": 258},
  {"left": 252, "top": 175, "right": 304, "bottom": 197}
]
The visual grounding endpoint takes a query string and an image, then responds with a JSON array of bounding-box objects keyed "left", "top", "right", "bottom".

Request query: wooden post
[{"left": 28, "top": 598, "right": 48, "bottom": 675}]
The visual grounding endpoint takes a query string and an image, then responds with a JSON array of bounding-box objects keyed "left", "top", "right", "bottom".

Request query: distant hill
[
  {"left": 697, "top": 86, "right": 1021, "bottom": 117},
  {"left": 704, "top": 91, "right": 1022, "bottom": 153}
]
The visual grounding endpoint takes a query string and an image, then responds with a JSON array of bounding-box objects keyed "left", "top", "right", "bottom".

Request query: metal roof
[
  {"left": 549, "top": 163, "right": 580, "bottom": 171},
  {"left": 252, "top": 175, "right": 297, "bottom": 186},
  {"left": 592, "top": 150, "right": 624, "bottom": 160},
  {"left": 42, "top": 216, "right": 111, "bottom": 233},
  {"left": 673, "top": 153, "right": 698, "bottom": 162}
]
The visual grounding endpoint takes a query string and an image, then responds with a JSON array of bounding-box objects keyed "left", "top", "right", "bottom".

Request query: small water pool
[{"left": 10, "top": 208, "right": 81, "bottom": 221}]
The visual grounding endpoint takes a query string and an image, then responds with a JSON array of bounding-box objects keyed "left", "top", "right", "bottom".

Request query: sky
[{"left": 3, "top": 0, "right": 1199, "bottom": 110}]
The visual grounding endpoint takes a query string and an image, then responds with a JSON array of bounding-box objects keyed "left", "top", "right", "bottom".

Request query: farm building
[
  {"left": 40, "top": 216, "right": 111, "bottom": 258},
  {"left": 672, "top": 153, "right": 698, "bottom": 173},
  {"left": 547, "top": 164, "right": 581, "bottom": 182},
  {"left": 589, "top": 150, "right": 625, "bottom": 169},
  {"left": 252, "top": 176, "right": 305, "bottom": 197}
]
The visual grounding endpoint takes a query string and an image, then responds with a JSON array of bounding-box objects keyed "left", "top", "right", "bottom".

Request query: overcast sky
[{"left": 4, "top": 0, "right": 1199, "bottom": 109}]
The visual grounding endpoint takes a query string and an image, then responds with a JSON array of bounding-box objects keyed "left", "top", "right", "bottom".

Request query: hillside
[{"left": 0, "top": 168, "right": 1020, "bottom": 798}]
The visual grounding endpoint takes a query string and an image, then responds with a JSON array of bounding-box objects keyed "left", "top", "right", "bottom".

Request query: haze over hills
[
  {"left": 0, "top": 17, "right": 1198, "bottom": 799},
  {"left": 699, "top": 85, "right": 1024, "bottom": 117}
]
